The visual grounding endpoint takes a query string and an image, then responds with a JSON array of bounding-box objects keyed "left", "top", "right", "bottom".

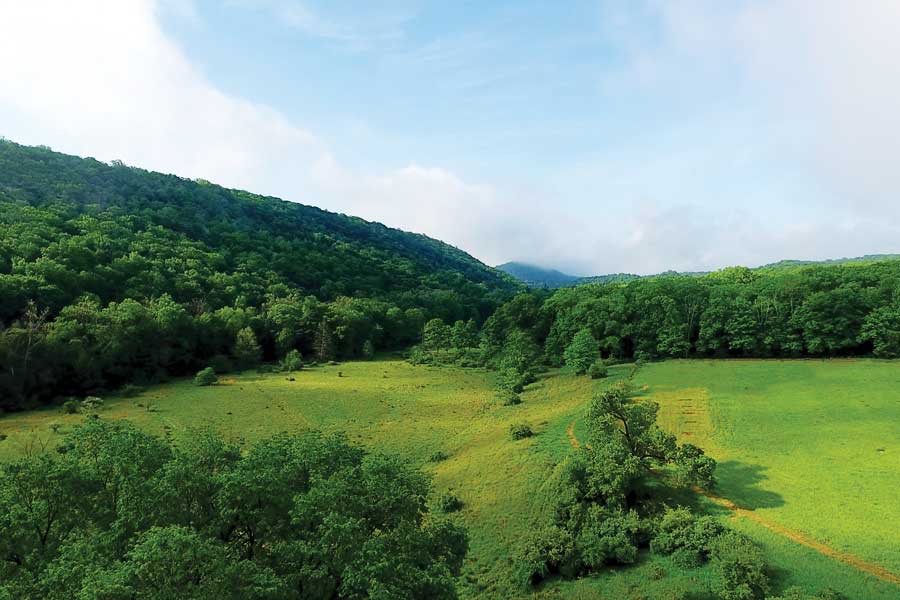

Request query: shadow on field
[{"left": 715, "top": 460, "right": 785, "bottom": 511}]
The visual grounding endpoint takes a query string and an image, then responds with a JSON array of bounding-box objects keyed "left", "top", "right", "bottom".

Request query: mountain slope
[
  {"left": 0, "top": 140, "right": 517, "bottom": 318},
  {"left": 0, "top": 140, "right": 519, "bottom": 409}
]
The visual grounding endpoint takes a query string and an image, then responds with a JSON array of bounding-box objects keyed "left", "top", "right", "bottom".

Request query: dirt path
[
  {"left": 564, "top": 421, "right": 900, "bottom": 586},
  {"left": 566, "top": 420, "right": 580, "bottom": 449}
]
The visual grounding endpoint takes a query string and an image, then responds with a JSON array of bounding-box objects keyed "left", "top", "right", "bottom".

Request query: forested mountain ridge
[{"left": 0, "top": 140, "right": 518, "bottom": 410}]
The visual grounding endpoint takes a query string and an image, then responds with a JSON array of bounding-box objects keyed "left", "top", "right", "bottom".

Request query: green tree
[
  {"left": 563, "top": 328, "right": 600, "bottom": 375},
  {"left": 422, "top": 318, "right": 452, "bottom": 350},
  {"left": 233, "top": 327, "right": 261, "bottom": 368},
  {"left": 860, "top": 304, "right": 900, "bottom": 357}
]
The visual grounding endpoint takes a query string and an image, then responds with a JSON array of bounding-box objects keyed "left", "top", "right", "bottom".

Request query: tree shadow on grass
[{"left": 715, "top": 460, "right": 785, "bottom": 511}]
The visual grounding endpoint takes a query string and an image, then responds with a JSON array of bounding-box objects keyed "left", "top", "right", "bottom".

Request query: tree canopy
[{"left": 0, "top": 421, "right": 467, "bottom": 599}]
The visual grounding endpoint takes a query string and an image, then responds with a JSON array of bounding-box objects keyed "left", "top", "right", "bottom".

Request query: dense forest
[
  {"left": 0, "top": 141, "right": 519, "bottom": 411},
  {"left": 414, "top": 260, "right": 900, "bottom": 389}
]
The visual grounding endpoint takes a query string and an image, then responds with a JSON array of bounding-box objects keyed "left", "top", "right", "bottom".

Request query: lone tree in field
[
  {"left": 564, "top": 328, "right": 600, "bottom": 375},
  {"left": 233, "top": 327, "right": 261, "bottom": 368}
]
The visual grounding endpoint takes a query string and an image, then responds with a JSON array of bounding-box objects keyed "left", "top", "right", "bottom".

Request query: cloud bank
[{"left": 1, "top": 1, "right": 899, "bottom": 275}]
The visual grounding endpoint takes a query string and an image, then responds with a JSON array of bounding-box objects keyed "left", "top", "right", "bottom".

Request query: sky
[{"left": 2, "top": 1, "right": 900, "bottom": 276}]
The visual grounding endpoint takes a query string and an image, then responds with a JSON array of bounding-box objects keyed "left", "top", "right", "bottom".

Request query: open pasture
[
  {"left": 2, "top": 358, "right": 899, "bottom": 599},
  {"left": 637, "top": 359, "right": 900, "bottom": 594}
]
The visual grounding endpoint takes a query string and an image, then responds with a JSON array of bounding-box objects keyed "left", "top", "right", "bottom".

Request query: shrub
[
  {"left": 588, "top": 360, "right": 608, "bottom": 379},
  {"left": 62, "top": 399, "right": 81, "bottom": 414},
  {"left": 436, "top": 492, "right": 464, "bottom": 513},
  {"left": 428, "top": 450, "right": 449, "bottom": 463},
  {"left": 280, "top": 349, "right": 303, "bottom": 372},
  {"left": 575, "top": 508, "right": 642, "bottom": 569},
  {"left": 194, "top": 367, "right": 218, "bottom": 386},
  {"left": 119, "top": 384, "right": 145, "bottom": 398},
  {"left": 81, "top": 396, "right": 104, "bottom": 412},
  {"left": 710, "top": 531, "right": 769, "bottom": 600},
  {"left": 509, "top": 422, "right": 534, "bottom": 440},
  {"left": 361, "top": 340, "right": 375, "bottom": 360},
  {"left": 498, "top": 368, "right": 526, "bottom": 393},
  {"left": 498, "top": 389, "right": 522, "bottom": 406},
  {"left": 518, "top": 526, "right": 578, "bottom": 587},
  {"left": 651, "top": 507, "right": 725, "bottom": 567},
  {"left": 208, "top": 354, "right": 233, "bottom": 374}
]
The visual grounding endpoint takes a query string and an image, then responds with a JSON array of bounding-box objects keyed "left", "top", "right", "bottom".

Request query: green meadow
[{"left": 1, "top": 358, "right": 898, "bottom": 599}]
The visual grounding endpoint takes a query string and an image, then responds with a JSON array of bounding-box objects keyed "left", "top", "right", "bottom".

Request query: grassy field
[
  {"left": 1, "top": 358, "right": 898, "bottom": 599},
  {"left": 635, "top": 359, "right": 900, "bottom": 597}
]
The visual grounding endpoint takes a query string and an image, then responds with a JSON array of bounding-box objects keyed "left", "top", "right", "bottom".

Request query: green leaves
[{"left": 0, "top": 424, "right": 467, "bottom": 600}]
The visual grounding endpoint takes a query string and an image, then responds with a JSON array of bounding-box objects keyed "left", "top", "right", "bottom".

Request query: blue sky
[{"left": 2, "top": 1, "right": 900, "bottom": 274}]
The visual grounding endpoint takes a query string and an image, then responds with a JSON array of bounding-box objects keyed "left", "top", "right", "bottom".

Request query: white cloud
[{"left": 1, "top": 0, "right": 899, "bottom": 277}]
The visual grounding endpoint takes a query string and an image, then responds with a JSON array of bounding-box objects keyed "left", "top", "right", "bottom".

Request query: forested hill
[
  {"left": 0, "top": 140, "right": 516, "bottom": 312},
  {"left": 0, "top": 140, "right": 518, "bottom": 410}
]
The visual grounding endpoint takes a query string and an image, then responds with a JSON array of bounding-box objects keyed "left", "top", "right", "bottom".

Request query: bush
[
  {"left": 651, "top": 507, "right": 725, "bottom": 567},
  {"left": 436, "top": 492, "right": 464, "bottom": 513},
  {"left": 119, "top": 384, "right": 145, "bottom": 398},
  {"left": 62, "top": 399, "right": 81, "bottom": 414},
  {"left": 518, "top": 526, "right": 578, "bottom": 587},
  {"left": 280, "top": 349, "right": 303, "bottom": 372},
  {"left": 711, "top": 531, "right": 769, "bottom": 600},
  {"left": 588, "top": 360, "right": 608, "bottom": 379},
  {"left": 362, "top": 340, "right": 375, "bottom": 360},
  {"left": 509, "top": 422, "right": 534, "bottom": 440},
  {"left": 498, "top": 389, "right": 522, "bottom": 406},
  {"left": 428, "top": 450, "right": 449, "bottom": 463},
  {"left": 498, "top": 368, "right": 526, "bottom": 393},
  {"left": 207, "top": 354, "right": 232, "bottom": 374},
  {"left": 194, "top": 367, "right": 218, "bottom": 386},
  {"left": 81, "top": 396, "right": 104, "bottom": 412}
]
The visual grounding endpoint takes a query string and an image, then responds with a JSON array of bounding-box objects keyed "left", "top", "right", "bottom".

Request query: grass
[
  {"left": 1, "top": 358, "right": 898, "bottom": 599},
  {"left": 636, "top": 358, "right": 900, "bottom": 598}
]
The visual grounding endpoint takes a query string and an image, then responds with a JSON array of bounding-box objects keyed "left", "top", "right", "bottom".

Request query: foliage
[
  {"left": 509, "top": 423, "right": 534, "bottom": 440},
  {"left": 279, "top": 349, "right": 303, "bottom": 372},
  {"left": 62, "top": 399, "right": 80, "bottom": 414},
  {"left": 207, "top": 354, "right": 233, "bottom": 375},
  {"left": 711, "top": 531, "right": 770, "bottom": 600},
  {"left": 0, "top": 140, "right": 517, "bottom": 411},
  {"left": 651, "top": 507, "right": 726, "bottom": 567},
  {"left": 564, "top": 328, "right": 600, "bottom": 374},
  {"left": 497, "top": 388, "right": 522, "bottom": 406},
  {"left": 520, "top": 382, "right": 721, "bottom": 587},
  {"left": 501, "top": 260, "right": 900, "bottom": 366},
  {"left": 588, "top": 359, "right": 608, "bottom": 379},
  {"left": 194, "top": 367, "right": 218, "bottom": 386},
  {"left": 435, "top": 492, "right": 464, "bottom": 513},
  {"left": 0, "top": 421, "right": 467, "bottom": 599}
]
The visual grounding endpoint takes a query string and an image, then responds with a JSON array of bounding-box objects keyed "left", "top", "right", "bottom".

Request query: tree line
[{"left": 458, "top": 261, "right": 900, "bottom": 373}]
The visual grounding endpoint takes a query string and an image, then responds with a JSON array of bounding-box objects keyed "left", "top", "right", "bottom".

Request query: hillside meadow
[{"left": 1, "top": 358, "right": 898, "bottom": 599}]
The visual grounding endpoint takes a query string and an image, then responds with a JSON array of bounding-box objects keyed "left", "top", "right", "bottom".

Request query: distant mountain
[
  {"left": 500, "top": 255, "right": 900, "bottom": 289},
  {"left": 496, "top": 262, "right": 581, "bottom": 287}
]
